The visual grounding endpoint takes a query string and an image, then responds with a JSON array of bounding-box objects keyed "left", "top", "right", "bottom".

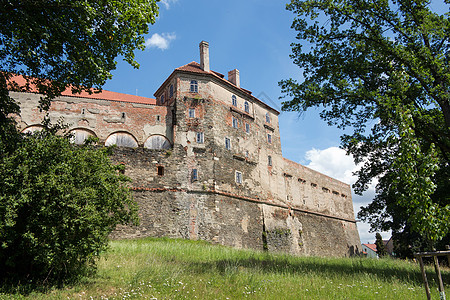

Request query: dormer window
[
  {"left": 232, "top": 95, "right": 237, "bottom": 107},
  {"left": 244, "top": 101, "right": 249, "bottom": 113},
  {"left": 265, "top": 113, "right": 270, "bottom": 123},
  {"left": 190, "top": 80, "right": 198, "bottom": 93},
  {"left": 169, "top": 84, "right": 174, "bottom": 98}
]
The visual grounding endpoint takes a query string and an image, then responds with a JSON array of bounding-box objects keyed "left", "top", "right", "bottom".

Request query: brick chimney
[
  {"left": 228, "top": 69, "right": 240, "bottom": 88},
  {"left": 199, "top": 41, "right": 210, "bottom": 72}
]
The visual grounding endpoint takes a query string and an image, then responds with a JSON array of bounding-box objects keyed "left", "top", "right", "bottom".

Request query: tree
[
  {"left": 0, "top": 131, "right": 138, "bottom": 283},
  {"left": 280, "top": 0, "right": 450, "bottom": 250},
  {"left": 0, "top": 0, "right": 159, "bottom": 154},
  {"left": 0, "top": 0, "right": 159, "bottom": 283},
  {"left": 375, "top": 233, "right": 387, "bottom": 257}
]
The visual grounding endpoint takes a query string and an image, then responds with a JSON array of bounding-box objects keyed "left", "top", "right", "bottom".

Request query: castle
[{"left": 12, "top": 41, "right": 361, "bottom": 257}]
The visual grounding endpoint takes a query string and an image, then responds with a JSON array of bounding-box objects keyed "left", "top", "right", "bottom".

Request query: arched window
[
  {"left": 21, "top": 125, "right": 44, "bottom": 134},
  {"left": 144, "top": 135, "right": 171, "bottom": 149},
  {"left": 105, "top": 132, "right": 138, "bottom": 148},
  {"left": 169, "top": 84, "right": 174, "bottom": 98},
  {"left": 69, "top": 128, "right": 96, "bottom": 145},
  {"left": 244, "top": 101, "right": 249, "bottom": 113},
  {"left": 190, "top": 80, "right": 198, "bottom": 93}
]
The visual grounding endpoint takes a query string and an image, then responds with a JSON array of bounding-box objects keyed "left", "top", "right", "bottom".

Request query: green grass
[{"left": 1, "top": 237, "right": 448, "bottom": 299}]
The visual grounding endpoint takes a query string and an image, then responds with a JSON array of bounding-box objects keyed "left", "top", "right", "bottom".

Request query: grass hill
[{"left": 1, "top": 237, "right": 448, "bottom": 299}]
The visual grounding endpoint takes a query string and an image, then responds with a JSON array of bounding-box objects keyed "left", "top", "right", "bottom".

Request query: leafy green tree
[
  {"left": 0, "top": 0, "right": 159, "bottom": 283},
  {"left": 280, "top": 0, "right": 450, "bottom": 249},
  {"left": 0, "top": 131, "right": 138, "bottom": 283},
  {"left": 0, "top": 0, "right": 159, "bottom": 154},
  {"left": 375, "top": 233, "right": 387, "bottom": 257}
]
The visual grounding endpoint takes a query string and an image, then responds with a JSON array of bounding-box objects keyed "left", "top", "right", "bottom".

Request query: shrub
[{"left": 0, "top": 132, "right": 138, "bottom": 284}]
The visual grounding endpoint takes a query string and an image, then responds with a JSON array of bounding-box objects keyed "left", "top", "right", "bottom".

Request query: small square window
[
  {"left": 232, "top": 117, "right": 238, "bottom": 128},
  {"left": 189, "top": 108, "right": 196, "bottom": 118},
  {"left": 225, "top": 137, "right": 231, "bottom": 150},
  {"left": 235, "top": 171, "right": 242, "bottom": 184},
  {"left": 157, "top": 166, "right": 164, "bottom": 176},
  {"left": 268, "top": 155, "right": 272, "bottom": 166},
  {"left": 267, "top": 134, "right": 272, "bottom": 144},
  {"left": 196, "top": 132, "right": 204, "bottom": 144},
  {"left": 245, "top": 123, "right": 250, "bottom": 133},
  {"left": 192, "top": 169, "right": 198, "bottom": 181},
  {"left": 190, "top": 80, "right": 198, "bottom": 93},
  {"left": 232, "top": 95, "right": 237, "bottom": 107}
]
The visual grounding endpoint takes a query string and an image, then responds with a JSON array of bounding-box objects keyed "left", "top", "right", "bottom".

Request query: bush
[{"left": 0, "top": 132, "right": 138, "bottom": 284}]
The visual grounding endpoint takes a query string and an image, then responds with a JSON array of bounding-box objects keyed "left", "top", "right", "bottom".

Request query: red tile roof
[
  {"left": 7, "top": 75, "right": 156, "bottom": 105},
  {"left": 363, "top": 243, "right": 377, "bottom": 252}
]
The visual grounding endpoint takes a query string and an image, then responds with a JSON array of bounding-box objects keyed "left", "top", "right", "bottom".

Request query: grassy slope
[{"left": 1, "top": 237, "right": 448, "bottom": 299}]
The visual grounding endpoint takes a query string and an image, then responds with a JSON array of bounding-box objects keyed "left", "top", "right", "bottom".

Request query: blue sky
[{"left": 103, "top": 0, "right": 387, "bottom": 244}]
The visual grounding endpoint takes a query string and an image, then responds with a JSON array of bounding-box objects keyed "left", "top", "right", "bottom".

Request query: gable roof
[
  {"left": 7, "top": 75, "right": 156, "bottom": 105},
  {"left": 362, "top": 243, "right": 377, "bottom": 252},
  {"left": 156, "top": 61, "right": 280, "bottom": 114}
]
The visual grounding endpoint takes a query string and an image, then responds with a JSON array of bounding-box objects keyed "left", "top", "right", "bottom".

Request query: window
[
  {"left": 122, "top": 112, "right": 126, "bottom": 119},
  {"left": 161, "top": 95, "right": 165, "bottom": 103},
  {"left": 189, "top": 108, "right": 196, "bottom": 118},
  {"left": 190, "top": 80, "right": 198, "bottom": 93},
  {"left": 245, "top": 123, "right": 250, "bottom": 133},
  {"left": 235, "top": 171, "right": 242, "bottom": 184},
  {"left": 156, "top": 115, "right": 161, "bottom": 122},
  {"left": 244, "top": 101, "right": 249, "bottom": 113},
  {"left": 232, "top": 117, "right": 238, "bottom": 128},
  {"left": 169, "top": 84, "right": 174, "bottom": 98},
  {"left": 268, "top": 155, "right": 272, "bottom": 166},
  {"left": 192, "top": 169, "right": 198, "bottom": 181},
  {"left": 157, "top": 166, "right": 164, "bottom": 176},
  {"left": 81, "top": 108, "right": 85, "bottom": 115},
  {"left": 265, "top": 113, "right": 270, "bottom": 123},
  {"left": 232, "top": 95, "right": 237, "bottom": 107},
  {"left": 267, "top": 133, "right": 272, "bottom": 144},
  {"left": 196, "top": 132, "right": 204, "bottom": 144},
  {"left": 225, "top": 137, "right": 231, "bottom": 150},
  {"left": 245, "top": 150, "right": 249, "bottom": 158}
]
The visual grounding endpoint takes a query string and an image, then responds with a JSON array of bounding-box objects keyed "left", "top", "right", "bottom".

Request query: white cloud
[
  {"left": 304, "top": 147, "right": 390, "bottom": 243},
  {"left": 159, "top": 0, "right": 178, "bottom": 9},
  {"left": 145, "top": 33, "right": 176, "bottom": 50},
  {"left": 305, "top": 147, "right": 356, "bottom": 184}
]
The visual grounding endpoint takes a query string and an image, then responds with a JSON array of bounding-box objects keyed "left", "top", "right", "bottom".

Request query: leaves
[
  {"left": 281, "top": 0, "right": 450, "bottom": 247},
  {"left": 0, "top": 132, "right": 138, "bottom": 283}
]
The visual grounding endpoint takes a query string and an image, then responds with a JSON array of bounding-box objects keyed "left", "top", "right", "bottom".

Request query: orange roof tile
[
  {"left": 7, "top": 75, "right": 156, "bottom": 105},
  {"left": 363, "top": 243, "right": 377, "bottom": 252}
]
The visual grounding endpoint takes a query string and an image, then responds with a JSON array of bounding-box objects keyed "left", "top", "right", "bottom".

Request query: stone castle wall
[{"left": 11, "top": 75, "right": 362, "bottom": 257}]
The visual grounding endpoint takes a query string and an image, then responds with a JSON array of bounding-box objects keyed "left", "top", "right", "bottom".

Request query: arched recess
[
  {"left": 144, "top": 135, "right": 171, "bottom": 150},
  {"left": 105, "top": 131, "right": 138, "bottom": 148},
  {"left": 69, "top": 128, "right": 97, "bottom": 145},
  {"left": 21, "top": 125, "right": 44, "bottom": 134}
]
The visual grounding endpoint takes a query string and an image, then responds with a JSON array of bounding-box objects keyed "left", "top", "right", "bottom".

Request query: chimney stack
[
  {"left": 228, "top": 69, "right": 240, "bottom": 88},
  {"left": 199, "top": 41, "right": 210, "bottom": 72}
]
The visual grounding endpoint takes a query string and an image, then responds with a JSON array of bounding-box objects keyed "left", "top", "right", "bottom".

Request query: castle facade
[{"left": 12, "top": 41, "right": 361, "bottom": 257}]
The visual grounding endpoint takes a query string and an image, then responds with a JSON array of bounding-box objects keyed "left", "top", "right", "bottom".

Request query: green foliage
[
  {"left": 0, "top": 131, "right": 138, "bottom": 284},
  {"left": 375, "top": 233, "right": 387, "bottom": 257},
  {"left": 280, "top": 0, "right": 450, "bottom": 247},
  {"left": 0, "top": 0, "right": 159, "bottom": 155}
]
